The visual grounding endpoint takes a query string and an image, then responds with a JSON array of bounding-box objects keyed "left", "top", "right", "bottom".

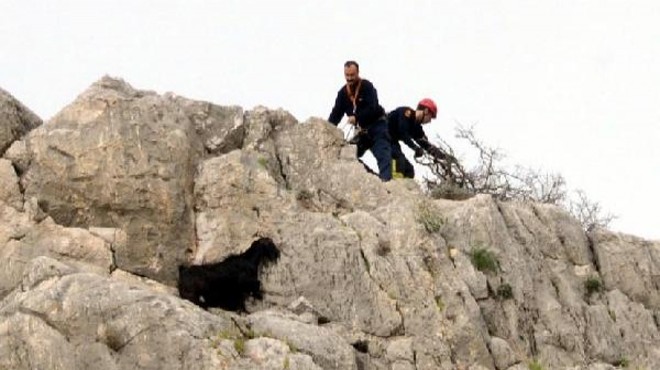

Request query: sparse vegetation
[
  {"left": 257, "top": 156, "right": 269, "bottom": 168},
  {"left": 296, "top": 189, "right": 316, "bottom": 210},
  {"left": 421, "top": 124, "right": 566, "bottom": 204},
  {"left": 613, "top": 356, "right": 630, "bottom": 367},
  {"left": 584, "top": 276, "right": 603, "bottom": 296},
  {"left": 469, "top": 246, "right": 499, "bottom": 273},
  {"left": 419, "top": 124, "right": 615, "bottom": 231},
  {"left": 234, "top": 338, "right": 246, "bottom": 355},
  {"left": 429, "top": 181, "right": 474, "bottom": 200},
  {"left": 417, "top": 203, "right": 444, "bottom": 233},
  {"left": 435, "top": 295, "right": 445, "bottom": 311},
  {"left": 528, "top": 359, "right": 544, "bottom": 370},
  {"left": 296, "top": 189, "right": 314, "bottom": 202},
  {"left": 212, "top": 329, "right": 254, "bottom": 356},
  {"left": 212, "top": 330, "right": 238, "bottom": 348},
  {"left": 608, "top": 309, "right": 617, "bottom": 322},
  {"left": 496, "top": 283, "right": 513, "bottom": 300},
  {"left": 568, "top": 189, "right": 617, "bottom": 231},
  {"left": 376, "top": 239, "right": 391, "bottom": 256}
]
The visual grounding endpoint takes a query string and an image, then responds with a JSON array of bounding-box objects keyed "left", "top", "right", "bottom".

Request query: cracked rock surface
[{"left": 0, "top": 77, "right": 659, "bottom": 369}]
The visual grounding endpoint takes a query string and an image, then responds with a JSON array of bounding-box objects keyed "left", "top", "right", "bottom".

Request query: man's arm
[
  {"left": 401, "top": 132, "right": 423, "bottom": 155},
  {"left": 417, "top": 136, "right": 451, "bottom": 160},
  {"left": 400, "top": 118, "right": 424, "bottom": 154},
  {"left": 328, "top": 90, "right": 346, "bottom": 125}
]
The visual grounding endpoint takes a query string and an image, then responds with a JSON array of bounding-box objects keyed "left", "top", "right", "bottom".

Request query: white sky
[{"left": 2, "top": 0, "right": 659, "bottom": 240}]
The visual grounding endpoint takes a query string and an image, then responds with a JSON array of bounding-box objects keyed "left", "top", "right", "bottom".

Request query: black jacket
[
  {"left": 328, "top": 79, "right": 386, "bottom": 126},
  {"left": 387, "top": 107, "right": 432, "bottom": 153}
]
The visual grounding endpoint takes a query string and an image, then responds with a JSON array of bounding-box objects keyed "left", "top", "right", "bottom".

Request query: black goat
[{"left": 177, "top": 237, "right": 280, "bottom": 311}]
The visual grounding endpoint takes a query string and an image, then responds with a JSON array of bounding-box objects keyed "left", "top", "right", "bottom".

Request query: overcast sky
[{"left": 2, "top": 0, "right": 659, "bottom": 240}]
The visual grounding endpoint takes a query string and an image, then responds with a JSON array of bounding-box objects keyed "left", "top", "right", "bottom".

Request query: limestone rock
[
  {"left": 17, "top": 76, "right": 251, "bottom": 283},
  {"left": 590, "top": 228, "right": 660, "bottom": 309},
  {"left": 238, "top": 337, "right": 323, "bottom": 370},
  {"left": 0, "top": 159, "right": 23, "bottom": 209},
  {"left": 0, "top": 203, "right": 113, "bottom": 298},
  {"left": 1, "top": 79, "right": 659, "bottom": 369},
  {"left": 0, "top": 87, "right": 42, "bottom": 155},
  {"left": 0, "top": 256, "right": 238, "bottom": 370},
  {"left": 488, "top": 336, "right": 517, "bottom": 370},
  {"left": 247, "top": 309, "right": 358, "bottom": 370}
]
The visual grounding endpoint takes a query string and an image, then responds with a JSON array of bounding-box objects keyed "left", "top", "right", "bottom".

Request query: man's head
[
  {"left": 417, "top": 98, "right": 438, "bottom": 124},
  {"left": 343, "top": 60, "right": 360, "bottom": 88}
]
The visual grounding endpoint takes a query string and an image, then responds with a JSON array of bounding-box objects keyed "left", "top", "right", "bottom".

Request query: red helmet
[{"left": 417, "top": 98, "right": 437, "bottom": 118}]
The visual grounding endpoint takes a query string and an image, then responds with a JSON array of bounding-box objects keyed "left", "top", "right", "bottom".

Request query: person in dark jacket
[
  {"left": 328, "top": 61, "right": 392, "bottom": 181},
  {"left": 387, "top": 98, "right": 447, "bottom": 178}
]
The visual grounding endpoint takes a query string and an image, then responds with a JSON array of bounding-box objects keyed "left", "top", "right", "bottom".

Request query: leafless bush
[
  {"left": 566, "top": 190, "right": 616, "bottom": 231},
  {"left": 420, "top": 123, "right": 566, "bottom": 204},
  {"left": 419, "top": 123, "right": 614, "bottom": 230}
]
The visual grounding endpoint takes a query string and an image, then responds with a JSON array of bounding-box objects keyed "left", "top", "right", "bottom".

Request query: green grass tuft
[
  {"left": 528, "top": 359, "right": 544, "bottom": 370},
  {"left": 584, "top": 276, "right": 603, "bottom": 296},
  {"left": 435, "top": 295, "right": 445, "bottom": 311},
  {"left": 496, "top": 283, "right": 513, "bottom": 299},
  {"left": 613, "top": 356, "right": 629, "bottom": 367},
  {"left": 469, "top": 246, "right": 499, "bottom": 273},
  {"left": 416, "top": 203, "right": 444, "bottom": 233},
  {"left": 234, "top": 338, "right": 246, "bottom": 355}
]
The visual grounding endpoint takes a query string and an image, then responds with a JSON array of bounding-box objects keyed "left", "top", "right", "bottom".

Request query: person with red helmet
[{"left": 386, "top": 98, "right": 447, "bottom": 178}]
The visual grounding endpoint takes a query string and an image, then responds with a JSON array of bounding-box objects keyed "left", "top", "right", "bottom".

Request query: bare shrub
[
  {"left": 419, "top": 123, "right": 614, "bottom": 230},
  {"left": 567, "top": 190, "right": 616, "bottom": 231}
]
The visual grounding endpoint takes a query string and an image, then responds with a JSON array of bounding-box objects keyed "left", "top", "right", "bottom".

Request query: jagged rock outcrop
[
  {"left": 0, "top": 87, "right": 42, "bottom": 156},
  {"left": 1, "top": 77, "right": 658, "bottom": 369},
  {"left": 8, "top": 77, "right": 250, "bottom": 284}
]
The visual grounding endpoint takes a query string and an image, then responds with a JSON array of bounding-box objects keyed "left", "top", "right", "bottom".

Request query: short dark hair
[{"left": 344, "top": 60, "right": 359, "bottom": 71}]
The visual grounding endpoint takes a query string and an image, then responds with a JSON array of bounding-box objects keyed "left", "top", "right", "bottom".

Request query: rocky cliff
[{"left": 0, "top": 77, "right": 658, "bottom": 370}]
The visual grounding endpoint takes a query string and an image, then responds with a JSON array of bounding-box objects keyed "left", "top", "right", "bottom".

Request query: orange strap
[{"left": 345, "top": 79, "right": 362, "bottom": 114}]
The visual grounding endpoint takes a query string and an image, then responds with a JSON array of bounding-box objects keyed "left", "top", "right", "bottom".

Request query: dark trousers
[
  {"left": 391, "top": 143, "right": 415, "bottom": 178},
  {"left": 356, "top": 118, "right": 392, "bottom": 181}
]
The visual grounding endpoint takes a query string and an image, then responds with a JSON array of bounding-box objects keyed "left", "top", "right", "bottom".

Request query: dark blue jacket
[
  {"left": 387, "top": 107, "right": 432, "bottom": 153},
  {"left": 328, "top": 79, "right": 386, "bottom": 127}
]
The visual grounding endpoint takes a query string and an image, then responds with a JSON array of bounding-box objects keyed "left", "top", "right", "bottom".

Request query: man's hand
[
  {"left": 428, "top": 146, "right": 448, "bottom": 160},
  {"left": 347, "top": 116, "right": 357, "bottom": 125}
]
